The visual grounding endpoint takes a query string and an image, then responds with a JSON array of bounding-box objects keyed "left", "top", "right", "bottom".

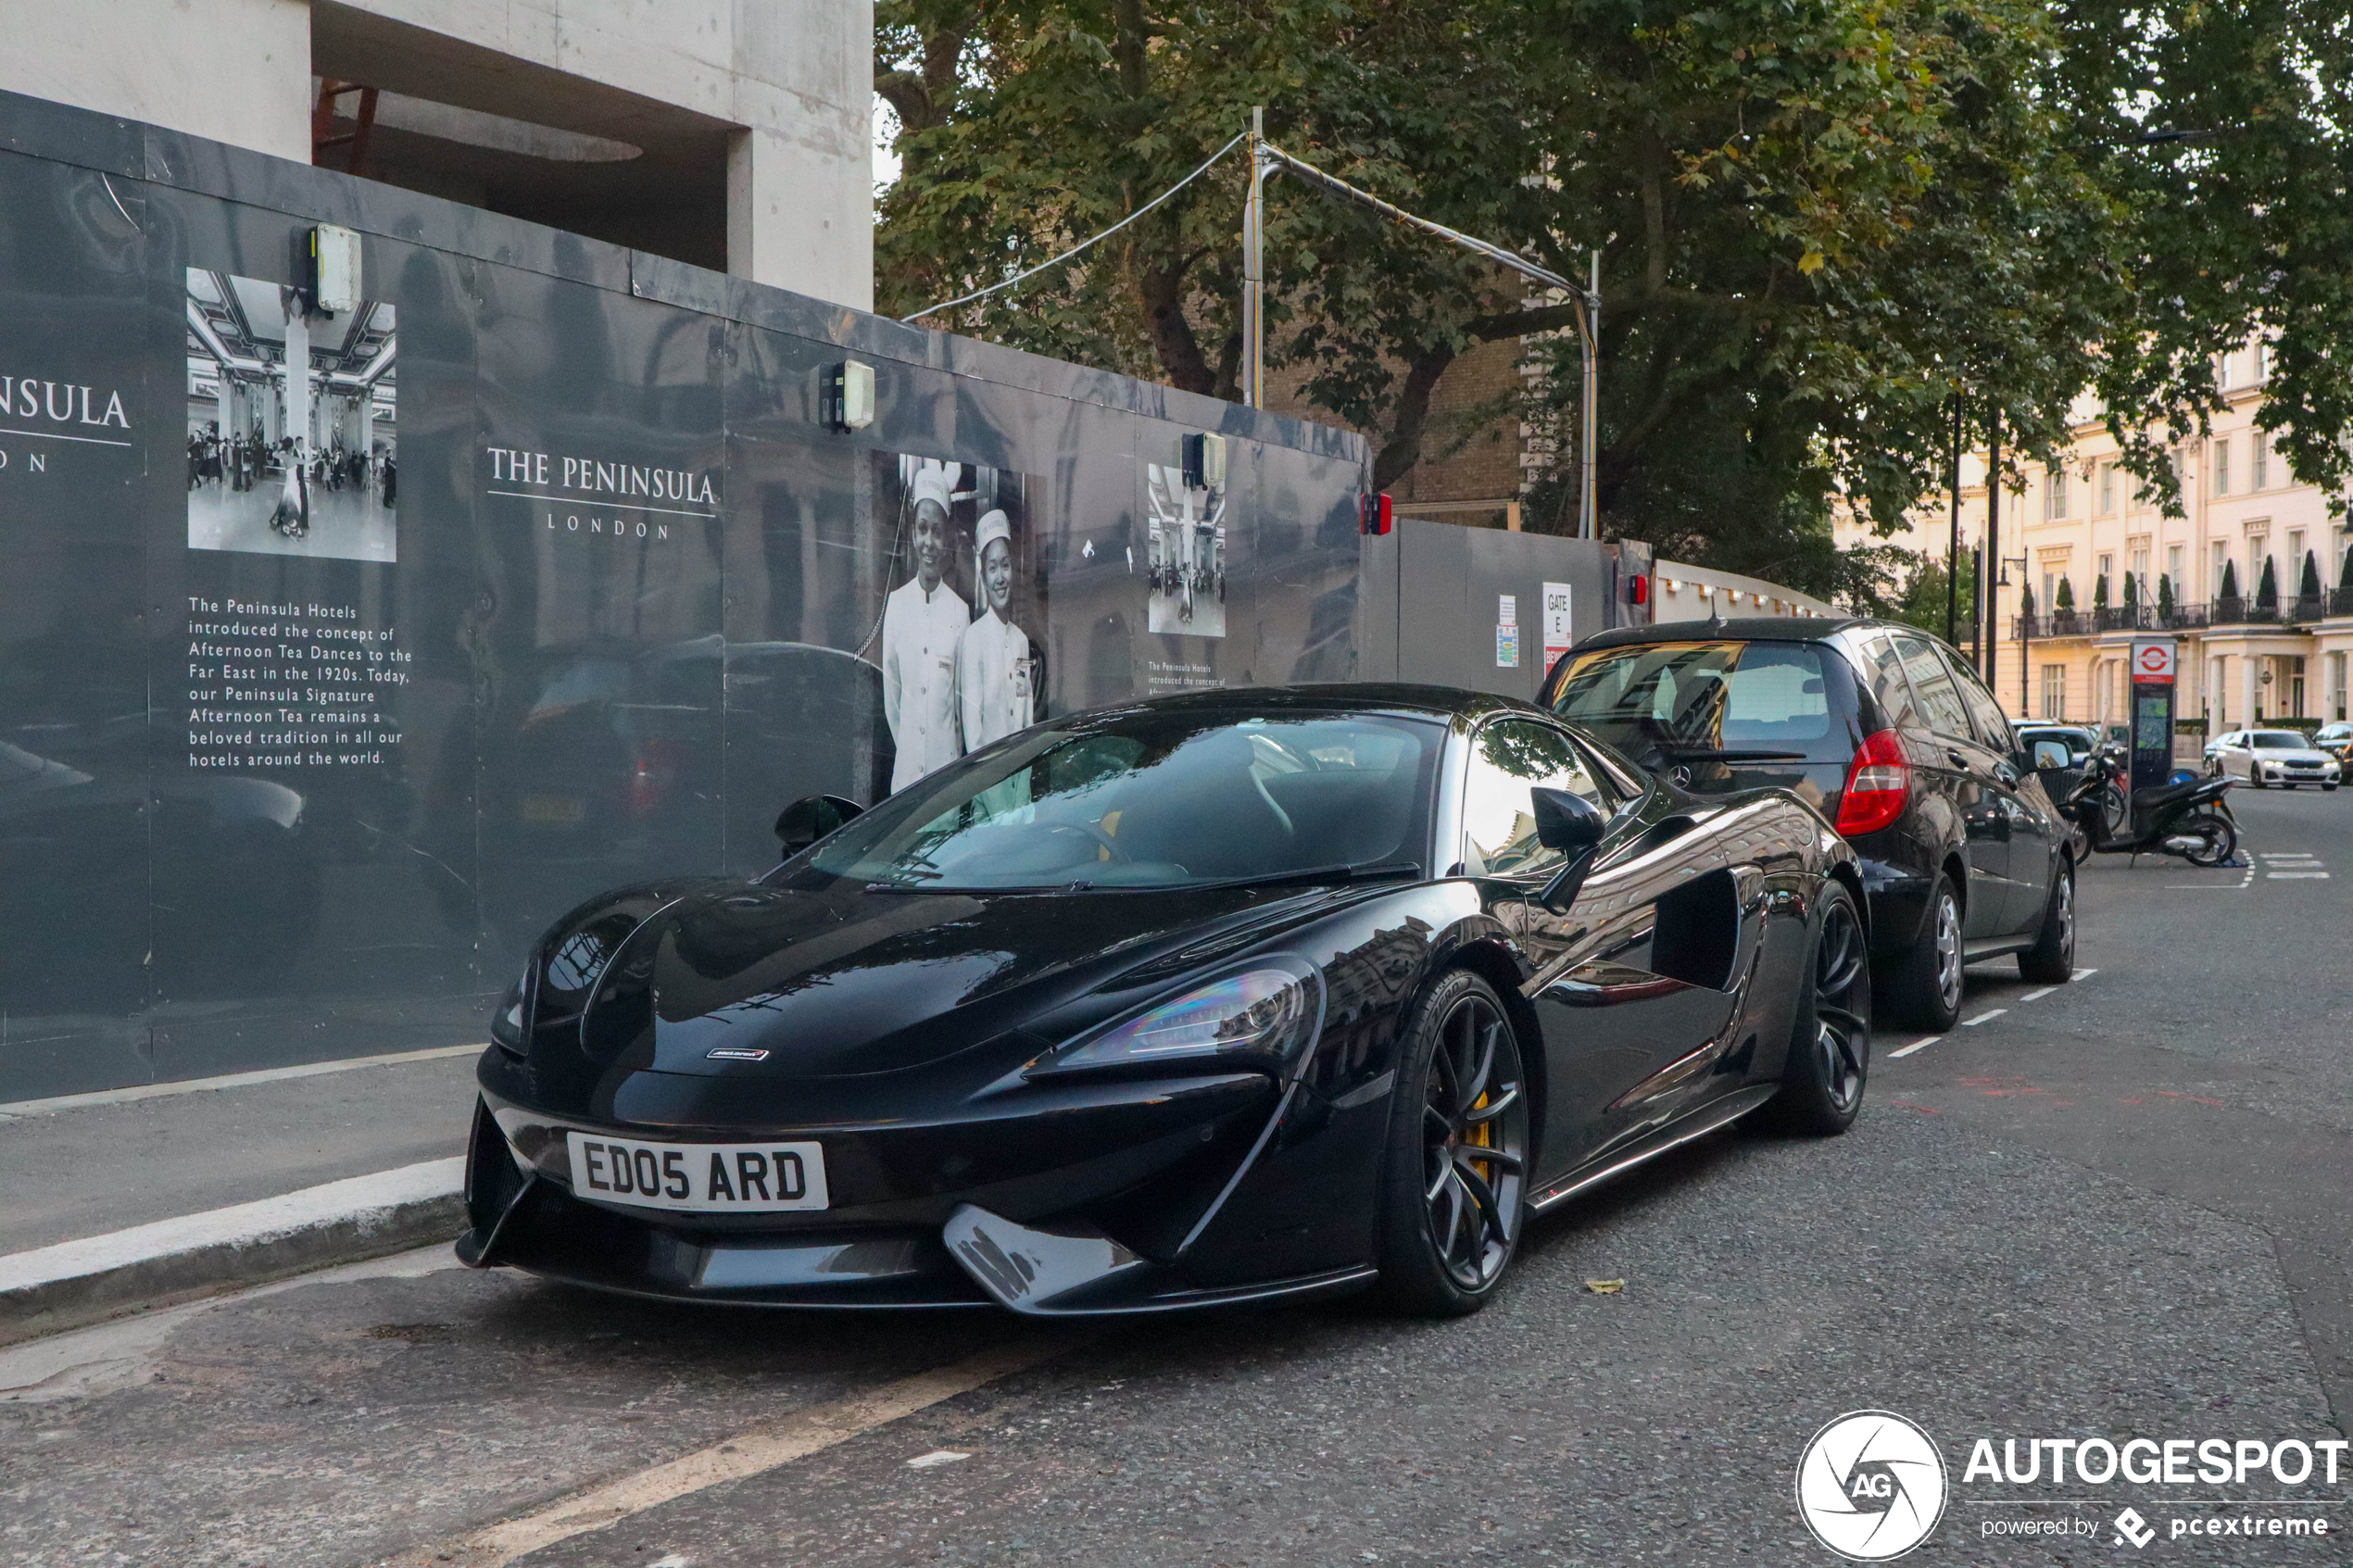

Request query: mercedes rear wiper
[{"left": 1648, "top": 746, "right": 1808, "bottom": 763}]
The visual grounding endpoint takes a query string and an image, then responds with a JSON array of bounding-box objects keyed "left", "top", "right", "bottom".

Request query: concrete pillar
[
  {"left": 727, "top": 125, "right": 874, "bottom": 311},
  {"left": 2242, "top": 653, "right": 2259, "bottom": 724}
]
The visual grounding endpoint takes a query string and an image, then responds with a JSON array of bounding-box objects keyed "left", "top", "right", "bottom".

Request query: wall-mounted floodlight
[
  {"left": 305, "top": 224, "right": 362, "bottom": 316},
  {"left": 822, "top": 360, "right": 875, "bottom": 432},
  {"left": 1181, "top": 433, "right": 1227, "bottom": 489}
]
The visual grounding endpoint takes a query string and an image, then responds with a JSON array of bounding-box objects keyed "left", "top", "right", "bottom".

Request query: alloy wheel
[
  {"left": 2055, "top": 870, "right": 2075, "bottom": 966},
  {"left": 1932, "top": 892, "right": 1964, "bottom": 1012},
  {"left": 1419, "top": 992, "right": 1529, "bottom": 1292},
  {"left": 1815, "top": 896, "right": 1870, "bottom": 1114}
]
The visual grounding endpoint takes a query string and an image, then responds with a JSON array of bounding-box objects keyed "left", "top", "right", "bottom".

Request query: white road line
[
  {"left": 1887, "top": 1035, "right": 1942, "bottom": 1059},
  {"left": 395, "top": 1336, "right": 1076, "bottom": 1568},
  {"left": 1961, "top": 1009, "right": 2007, "bottom": 1026},
  {"left": 2269, "top": 871, "right": 2332, "bottom": 879},
  {"left": 0, "top": 1043, "right": 485, "bottom": 1120},
  {"left": 2259, "top": 851, "right": 2317, "bottom": 858},
  {"left": 2020, "top": 986, "right": 2057, "bottom": 1003},
  {"left": 2072, "top": 969, "right": 2097, "bottom": 980},
  {"left": 0, "top": 1160, "right": 461, "bottom": 1294}
]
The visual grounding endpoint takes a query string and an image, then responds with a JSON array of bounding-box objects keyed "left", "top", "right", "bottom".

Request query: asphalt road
[{"left": 3, "top": 786, "right": 2347, "bottom": 1567}]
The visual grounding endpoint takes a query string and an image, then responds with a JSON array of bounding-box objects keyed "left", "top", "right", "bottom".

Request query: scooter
[{"left": 2053, "top": 742, "right": 2239, "bottom": 866}]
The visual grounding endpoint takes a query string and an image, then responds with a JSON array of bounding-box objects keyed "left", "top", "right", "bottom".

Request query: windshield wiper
[{"left": 1168, "top": 859, "right": 1425, "bottom": 894}]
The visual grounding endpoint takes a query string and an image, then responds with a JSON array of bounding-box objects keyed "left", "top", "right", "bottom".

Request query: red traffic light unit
[{"left": 1359, "top": 492, "right": 1393, "bottom": 536}]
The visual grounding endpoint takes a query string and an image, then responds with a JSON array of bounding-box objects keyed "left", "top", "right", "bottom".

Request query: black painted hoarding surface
[{"left": 0, "top": 94, "right": 1367, "bottom": 1100}]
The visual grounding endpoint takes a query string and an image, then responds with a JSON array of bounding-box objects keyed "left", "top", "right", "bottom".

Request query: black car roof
[
  {"left": 1571, "top": 614, "right": 1878, "bottom": 651},
  {"left": 1069, "top": 683, "right": 1541, "bottom": 726}
]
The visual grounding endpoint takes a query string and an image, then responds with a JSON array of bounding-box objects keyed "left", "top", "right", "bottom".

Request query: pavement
[{"left": 0, "top": 785, "right": 2346, "bottom": 1565}]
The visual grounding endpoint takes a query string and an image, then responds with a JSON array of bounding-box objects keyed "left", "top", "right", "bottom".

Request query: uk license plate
[{"left": 565, "top": 1133, "right": 829, "bottom": 1213}]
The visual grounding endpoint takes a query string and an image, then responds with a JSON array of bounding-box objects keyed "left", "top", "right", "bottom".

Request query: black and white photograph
[
  {"left": 1144, "top": 453, "right": 1227, "bottom": 636},
  {"left": 185, "top": 269, "right": 396, "bottom": 562},
  {"left": 869, "top": 451, "right": 1044, "bottom": 792}
]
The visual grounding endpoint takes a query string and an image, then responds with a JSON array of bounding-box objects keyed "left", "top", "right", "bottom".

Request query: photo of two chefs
[{"left": 879, "top": 458, "right": 1040, "bottom": 794}]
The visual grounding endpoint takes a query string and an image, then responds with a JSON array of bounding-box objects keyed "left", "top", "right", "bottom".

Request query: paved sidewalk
[{"left": 0, "top": 1046, "right": 484, "bottom": 1342}]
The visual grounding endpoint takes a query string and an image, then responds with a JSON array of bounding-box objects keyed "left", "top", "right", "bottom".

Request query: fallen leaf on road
[{"left": 1584, "top": 1278, "right": 1625, "bottom": 1295}]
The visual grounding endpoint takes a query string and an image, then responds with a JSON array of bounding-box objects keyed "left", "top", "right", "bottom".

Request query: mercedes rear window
[{"left": 1549, "top": 640, "right": 1848, "bottom": 765}]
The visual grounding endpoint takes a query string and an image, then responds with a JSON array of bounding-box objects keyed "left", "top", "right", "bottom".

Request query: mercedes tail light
[
  {"left": 627, "top": 737, "right": 683, "bottom": 818},
  {"left": 1834, "top": 729, "right": 1909, "bottom": 837}
]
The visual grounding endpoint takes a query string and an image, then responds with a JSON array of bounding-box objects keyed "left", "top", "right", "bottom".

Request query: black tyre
[
  {"left": 2017, "top": 859, "right": 2076, "bottom": 984},
  {"left": 2177, "top": 809, "right": 2236, "bottom": 867},
  {"left": 1755, "top": 880, "right": 1871, "bottom": 1135},
  {"left": 1878, "top": 872, "right": 1963, "bottom": 1032},
  {"left": 1369, "top": 969, "right": 1530, "bottom": 1318}
]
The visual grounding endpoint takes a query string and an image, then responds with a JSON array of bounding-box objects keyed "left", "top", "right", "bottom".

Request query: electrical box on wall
[
  {"left": 1180, "top": 432, "right": 1227, "bottom": 489},
  {"left": 822, "top": 360, "right": 876, "bottom": 432},
  {"left": 306, "top": 224, "right": 361, "bottom": 316}
]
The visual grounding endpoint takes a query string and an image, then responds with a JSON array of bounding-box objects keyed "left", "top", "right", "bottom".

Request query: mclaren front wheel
[{"left": 1369, "top": 969, "right": 1530, "bottom": 1318}]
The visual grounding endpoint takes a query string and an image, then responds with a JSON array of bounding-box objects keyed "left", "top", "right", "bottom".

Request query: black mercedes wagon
[{"left": 1539, "top": 618, "right": 2075, "bottom": 1029}]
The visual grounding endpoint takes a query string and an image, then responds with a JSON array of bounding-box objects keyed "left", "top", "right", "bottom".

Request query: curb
[{"left": 0, "top": 1160, "right": 465, "bottom": 1348}]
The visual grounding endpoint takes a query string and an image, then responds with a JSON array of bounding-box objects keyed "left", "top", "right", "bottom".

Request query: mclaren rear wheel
[
  {"left": 1370, "top": 969, "right": 1530, "bottom": 1318},
  {"left": 1755, "top": 880, "right": 1872, "bottom": 1136}
]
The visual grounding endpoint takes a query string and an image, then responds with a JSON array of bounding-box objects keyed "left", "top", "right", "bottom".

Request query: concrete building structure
[
  {"left": 1837, "top": 342, "right": 2353, "bottom": 730},
  {"left": 0, "top": 0, "right": 874, "bottom": 308}
]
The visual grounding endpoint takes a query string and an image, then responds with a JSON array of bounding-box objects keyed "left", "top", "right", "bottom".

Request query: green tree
[
  {"left": 2055, "top": 575, "right": 2076, "bottom": 611},
  {"left": 2299, "top": 550, "right": 2323, "bottom": 599},
  {"left": 2157, "top": 572, "right": 2175, "bottom": 618},
  {"left": 2256, "top": 556, "right": 2279, "bottom": 609},
  {"left": 2122, "top": 571, "right": 2139, "bottom": 608},
  {"left": 2092, "top": 573, "right": 2109, "bottom": 609},
  {"left": 2221, "top": 559, "right": 2241, "bottom": 600},
  {"left": 1866, "top": 546, "right": 1978, "bottom": 643},
  {"left": 876, "top": 0, "right": 2353, "bottom": 588}
]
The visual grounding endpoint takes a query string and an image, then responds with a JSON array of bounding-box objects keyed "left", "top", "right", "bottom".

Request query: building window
[
  {"left": 2211, "top": 541, "right": 2228, "bottom": 592},
  {"left": 2253, "top": 340, "right": 2268, "bottom": 381},
  {"left": 2212, "top": 438, "right": 2232, "bottom": 495},
  {"left": 2168, "top": 544, "right": 2183, "bottom": 584},
  {"left": 2040, "top": 664, "right": 2067, "bottom": 720},
  {"left": 2253, "top": 433, "right": 2270, "bottom": 490},
  {"left": 2097, "top": 462, "right": 2115, "bottom": 515}
]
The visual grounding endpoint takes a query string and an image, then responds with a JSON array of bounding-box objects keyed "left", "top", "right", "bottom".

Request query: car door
[
  {"left": 1886, "top": 634, "right": 2013, "bottom": 937},
  {"left": 1944, "top": 648, "right": 2057, "bottom": 935},
  {"left": 1461, "top": 721, "right": 1747, "bottom": 1184}
]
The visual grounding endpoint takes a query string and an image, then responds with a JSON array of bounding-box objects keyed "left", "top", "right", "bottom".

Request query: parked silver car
[{"left": 2205, "top": 729, "right": 2342, "bottom": 790}]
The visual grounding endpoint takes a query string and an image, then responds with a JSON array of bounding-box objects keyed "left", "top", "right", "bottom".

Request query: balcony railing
[{"left": 2332, "top": 586, "right": 2353, "bottom": 619}]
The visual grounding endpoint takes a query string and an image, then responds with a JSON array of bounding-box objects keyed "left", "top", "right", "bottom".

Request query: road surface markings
[
  {"left": 2020, "top": 986, "right": 2057, "bottom": 1002},
  {"left": 0, "top": 1043, "right": 485, "bottom": 1120},
  {"left": 1962, "top": 1009, "right": 2007, "bottom": 1026},
  {"left": 2271, "top": 872, "right": 2332, "bottom": 879},
  {"left": 1888, "top": 1035, "right": 1942, "bottom": 1060},
  {"left": 396, "top": 1336, "right": 1078, "bottom": 1568},
  {"left": 2072, "top": 969, "right": 2097, "bottom": 980}
]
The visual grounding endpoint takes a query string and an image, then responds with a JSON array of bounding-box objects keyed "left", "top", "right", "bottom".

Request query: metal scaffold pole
[{"left": 1243, "top": 107, "right": 1265, "bottom": 409}]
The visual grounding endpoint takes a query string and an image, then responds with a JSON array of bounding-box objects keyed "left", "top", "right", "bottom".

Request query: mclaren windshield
[{"left": 778, "top": 710, "right": 1440, "bottom": 892}]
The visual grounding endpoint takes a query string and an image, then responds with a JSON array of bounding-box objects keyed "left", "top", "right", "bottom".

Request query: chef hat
[
  {"left": 975, "top": 508, "right": 1012, "bottom": 558},
  {"left": 911, "top": 462, "right": 955, "bottom": 513}
]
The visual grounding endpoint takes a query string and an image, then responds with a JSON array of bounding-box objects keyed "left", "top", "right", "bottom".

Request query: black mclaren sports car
[{"left": 459, "top": 684, "right": 1870, "bottom": 1318}]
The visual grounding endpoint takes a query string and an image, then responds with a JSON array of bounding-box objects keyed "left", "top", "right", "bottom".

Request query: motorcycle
[{"left": 2046, "top": 739, "right": 2238, "bottom": 866}]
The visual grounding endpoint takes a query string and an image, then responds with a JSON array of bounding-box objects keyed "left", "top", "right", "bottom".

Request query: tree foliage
[{"left": 875, "top": 0, "right": 2353, "bottom": 593}]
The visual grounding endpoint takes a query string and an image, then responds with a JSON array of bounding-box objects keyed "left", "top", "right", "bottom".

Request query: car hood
[{"left": 546, "top": 875, "right": 1367, "bottom": 1084}]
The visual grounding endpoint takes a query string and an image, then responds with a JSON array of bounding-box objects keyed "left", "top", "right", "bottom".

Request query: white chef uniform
[
  {"left": 882, "top": 464, "right": 970, "bottom": 792},
  {"left": 957, "top": 510, "right": 1034, "bottom": 751}
]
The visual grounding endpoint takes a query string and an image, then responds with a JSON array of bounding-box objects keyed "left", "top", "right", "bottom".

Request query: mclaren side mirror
[
  {"left": 2030, "top": 739, "right": 2071, "bottom": 772},
  {"left": 1530, "top": 786, "right": 1607, "bottom": 914},
  {"left": 774, "top": 794, "right": 863, "bottom": 853},
  {"left": 1530, "top": 786, "right": 1605, "bottom": 852}
]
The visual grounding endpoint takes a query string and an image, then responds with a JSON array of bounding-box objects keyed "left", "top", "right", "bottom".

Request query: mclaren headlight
[
  {"left": 1031, "top": 958, "right": 1326, "bottom": 1078},
  {"left": 489, "top": 971, "right": 529, "bottom": 1057}
]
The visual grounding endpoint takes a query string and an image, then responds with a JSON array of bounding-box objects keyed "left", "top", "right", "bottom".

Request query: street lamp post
[{"left": 1999, "top": 553, "right": 2032, "bottom": 714}]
